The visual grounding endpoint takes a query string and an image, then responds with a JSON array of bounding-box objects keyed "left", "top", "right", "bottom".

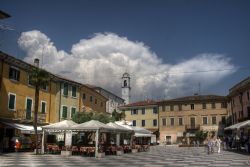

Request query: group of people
[
  {"left": 206, "top": 137, "right": 222, "bottom": 154},
  {"left": 223, "top": 134, "right": 250, "bottom": 153}
]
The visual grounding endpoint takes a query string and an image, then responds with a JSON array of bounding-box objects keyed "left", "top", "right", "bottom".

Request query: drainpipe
[
  {"left": 48, "top": 79, "right": 52, "bottom": 123},
  {"left": 59, "top": 82, "right": 62, "bottom": 122}
]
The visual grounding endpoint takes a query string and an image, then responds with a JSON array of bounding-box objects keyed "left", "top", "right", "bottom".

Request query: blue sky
[{"left": 1, "top": 0, "right": 250, "bottom": 101}]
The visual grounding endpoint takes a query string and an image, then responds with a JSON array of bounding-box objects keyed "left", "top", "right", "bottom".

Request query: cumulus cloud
[{"left": 18, "top": 30, "right": 236, "bottom": 101}]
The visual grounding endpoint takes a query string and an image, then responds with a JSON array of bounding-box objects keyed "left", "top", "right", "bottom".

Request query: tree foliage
[
  {"left": 29, "top": 67, "right": 50, "bottom": 154},
  {"left": 72, "top": 112, "right": 113, "bottom": 124},
  {"left": 111, "top": 109, "right": 125, "bottom": 121},
  {"left": 195, "top": 130, "right": 208, "bottom": 141}
]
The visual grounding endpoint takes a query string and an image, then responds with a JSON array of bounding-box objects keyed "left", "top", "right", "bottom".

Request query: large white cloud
[{"left": 18, "top": 30, "right": 236, "bottom": 101}]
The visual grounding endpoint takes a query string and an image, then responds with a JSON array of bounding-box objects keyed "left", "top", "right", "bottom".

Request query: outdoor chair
[
  {"left": 111, "top": 146, "right": 116, "bottom": 155},
  {"left": 46, "top": 145, "right": 53, "bottom": 154},
  {"left": 88, "top": 147, "right": 95, "bottom": 157},
  {"left": 105, "top": 146, "right": 111, "bottom": 155},
  {"left": 52, "top": 145, "right": 60, "bottom": 154},
  {"left": 72, "top": 146, "right": 79, "bottom": 155},
  {"left": 80, "top": 147, "right": 87, "bottom": 156}
]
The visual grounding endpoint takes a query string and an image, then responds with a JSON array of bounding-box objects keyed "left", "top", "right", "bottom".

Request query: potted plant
[
  {"left": 61, "top": 145, "right": 72, "bottom": 156},
  {"left": 131, "top": 145, "right": 138, "bottom": 153},
  {"left": 116, "top": 146, "right": 124, "bottom": 156}
]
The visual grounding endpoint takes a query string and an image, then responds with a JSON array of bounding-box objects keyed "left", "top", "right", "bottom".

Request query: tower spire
[{"left": 121, "top": 72, "right": 131, "bottom": 104}]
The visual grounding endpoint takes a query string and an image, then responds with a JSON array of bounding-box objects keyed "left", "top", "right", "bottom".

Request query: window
[
  {"left": 202, "top": 103, "right": 206, "bottom": 109},
  {"left": 132, "top": 120, "right": 136, "bottom": 126},
  {"left": 8, "top": 93, "right": 16, "bottom": 110},
  {"left": 90, "top": 96, "right": 93, "bottom": 102},
  {"left": 203, "top": 117, "right": 208, "bottom": 125},
  {"left": 170, "top": 105, "right": 174, "bottom": 111},
  {"left": 25, "top": 98, "right": 32, "bottom": 120},
  {"left": 178, "top": 104, "right": 182, "bottom": 111},
  {"left": 41, "top": 101, "right": 46, "bottom": 114},
  {"left": 153, "top": 107, "right": 158, "bottom": 114},
  {"left": 221, "top": 102, "right": 227, "bottom": 108},
  {"left": 178, "top": 117, "right": 183, "bottom": 126},
  {"left": 131, "top": 109, "right": 138, "bottom": 115},
  {"left": 141, "top": 108, "right": 145, "bottom": 115},
  {"left": 63, "top": 83, "right": 68, "bottom": 96},
  {"left": 41, "top": 83, "right": 48, "bottom": 91},
  {"left": 191, "top": 104, "right": 194, "bottom": 110},
  {"left": 153, "top": 119, "right": 157, "bottom": 127},
  {"left": 71, "top": 86, "right": 77, "bottom": 98},
  {"left": 162, "top": 118, "right": 166, "bottom": 126},
  {"left": 71, "top": 107, "right": 76, "bottom": 118},
  {"left": 28, "top": 75, "right": 35, "bottom": 86},
  {"left": 95, "top": 99, "right": 97, "bottom": 104},
  {"left": 247, "top": 91, "right": 250, "bottom": 100},
  {"left": 100, "top": 102, "right": 103, "bottom": 107},
  {"left": 124, "top": 80, "right": 127, "bottom": 87},
  {"left": 211, "top": 102, "right": 216, "bottom": 109},
  {"left": 170, "top": 118, "right": 174, "bottom": 126},
  {"left": 142, "top": 120, "right": 145, "bottom": 127},
  {"left": 82, "top": 93, "right": 86, "bottom": 100},
  {"left": 9, "top": 67, "right": 20, "bottom": 81},
  {"left": 62, "top": 106, "right": 68, "bottom": 119},
  {"left": 162, "top": 105, "right": 166, "bottom": 112},
  {"left": 212, "top": 116, "right": 216, "bottom": 125}
]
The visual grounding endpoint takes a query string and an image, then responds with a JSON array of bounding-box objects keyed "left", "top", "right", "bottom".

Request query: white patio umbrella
[
  {"left": 41, "top": 120, "right": 78, "bottom": 154},
  {"left": 71, "top": 120, "right": 116, "bottom": 158}
]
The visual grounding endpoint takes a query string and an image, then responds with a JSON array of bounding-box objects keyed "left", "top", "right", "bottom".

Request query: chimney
[{"left": 34, "top": 58, "right": 39, "bottom": 67}]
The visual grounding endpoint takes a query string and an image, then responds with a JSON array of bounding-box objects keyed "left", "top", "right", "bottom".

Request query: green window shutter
[
  {"left": 41, "top": 102, "right": 46, "bottom": 114},
  {"left": 72, "top": 86, "right": 76, "bottom": 97},
  {"left": 63, "top": 83, "right": 68, "bottom": 96},
  {"left": 62, "top": 106, "right": 67, "bottom": 118},
  {"left": 8, "top": 94, "right": 15, "bottom": 110},
  {"left": 71, "top": 108, "right": 76, "bottom": 118}
]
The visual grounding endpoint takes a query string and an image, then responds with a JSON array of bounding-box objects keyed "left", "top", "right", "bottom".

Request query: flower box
[
  {"left": 34, "top": 149, "right": 41, "bottom": 154},
  {"left": 97, "top": 152, "right": 105, "bottom": 158},
  {"left": 132, "top": 149, "right": 138, "bottom": 153},
  {"left": 61, "top": 150, "right": 72, "bottom": 156},
  {"left": 116, "top": 150, "right": 123, "bottom": 156}
]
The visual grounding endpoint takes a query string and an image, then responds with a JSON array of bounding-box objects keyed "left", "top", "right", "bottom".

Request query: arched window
[{"left": 124, "top": 80, "right": 127, "bottom": 87}]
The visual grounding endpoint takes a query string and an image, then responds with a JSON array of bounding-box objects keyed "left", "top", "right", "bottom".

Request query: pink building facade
[{"left": 228, "top": 77, "right": 250, "bottom": 125}]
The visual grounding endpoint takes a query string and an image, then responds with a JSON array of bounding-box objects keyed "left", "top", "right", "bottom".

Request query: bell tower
[{"left": 122, "top": 72, "right": 131, "bottom": 104}]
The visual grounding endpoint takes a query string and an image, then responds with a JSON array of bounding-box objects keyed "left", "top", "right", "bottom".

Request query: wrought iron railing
[
  {"left": 185, "top": 124, "right": 200, "bottom": 130},
  {"left": 13, "top": 109, "right": 47, "bottom": 123}
]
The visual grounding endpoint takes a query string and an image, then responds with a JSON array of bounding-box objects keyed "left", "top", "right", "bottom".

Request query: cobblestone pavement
[{"left": 0, "top": 146, "right": 249, "bottom": 167}]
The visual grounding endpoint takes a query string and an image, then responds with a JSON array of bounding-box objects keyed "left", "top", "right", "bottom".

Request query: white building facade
[{"left": 94, "top": 87, "right": 125, "bottom": 114}]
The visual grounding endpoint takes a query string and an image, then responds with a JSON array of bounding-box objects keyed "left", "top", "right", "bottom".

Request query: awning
[
  {"left": 224, "top": 120, "right": 250, "bottom": 130},
  {"left": 134, "top": 133, "right": 155, "bottom": 137},
  {"left": 1, "top": 122, "right": 42, "bottom": 134}
]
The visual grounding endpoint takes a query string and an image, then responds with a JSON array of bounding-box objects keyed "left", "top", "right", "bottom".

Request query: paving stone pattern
[{"left": 0, "top": 146, "right": 249, "bottom": 167}]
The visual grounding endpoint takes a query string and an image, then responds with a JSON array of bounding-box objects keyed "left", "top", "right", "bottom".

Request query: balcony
[
  {"left": 13, "top": 109, "right": 47, "bottom": 123},
  {"left": 185, "top": 124, "right": 200, "bottom": 131}
]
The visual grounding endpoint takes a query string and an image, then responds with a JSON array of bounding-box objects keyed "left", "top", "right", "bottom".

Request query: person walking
[
  {"left": 216, "top": 137, "right": 222, "bottom": 154},
  {"left": 207, "top": 138, "right": 212, "bottom": 154}
]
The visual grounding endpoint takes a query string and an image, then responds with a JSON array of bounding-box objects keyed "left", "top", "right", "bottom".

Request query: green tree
[
  {"left": 111, "top": 109, "right": 125, "bottom": 121},
  {"left": 72, "top": 112, "right": 112, "bottom": 124},
  {"left": 195, "top": 130, "right": 208, "bottom": 142},
  {"left": 29, "top": 67, "right": 49, "bottom": 154}
]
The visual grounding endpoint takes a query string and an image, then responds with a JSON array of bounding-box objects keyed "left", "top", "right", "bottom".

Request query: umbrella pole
[
  {"left": 41, "top": 130, "right": 45, "bottom": 154},
  {"left": 95, "top": 129, "right": 99, "bottom": 158}
]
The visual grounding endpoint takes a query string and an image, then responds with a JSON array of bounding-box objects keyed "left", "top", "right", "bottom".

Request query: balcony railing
[
  {"left": 13, "top": 109, "right": 47, "bottom": 123},
  {"left": 185, "top": 124, "right": 200, "bottom": 130}
]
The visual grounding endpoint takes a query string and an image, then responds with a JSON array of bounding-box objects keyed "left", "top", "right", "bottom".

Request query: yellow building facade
[
  {"left": 0, "top": 52, "right": 57, "bottom": 124},
  {"left": 119, "top": 100, "right": 159, "bottom": 133},
  {"left": 79, "top": 85, "right": 108, "bottom": 113},
  {"left": 158, "top": 95, "right": 228, "bottom": 144},
  {"left": 54, "top": 76, "right": 81, "bottom": 121}
]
